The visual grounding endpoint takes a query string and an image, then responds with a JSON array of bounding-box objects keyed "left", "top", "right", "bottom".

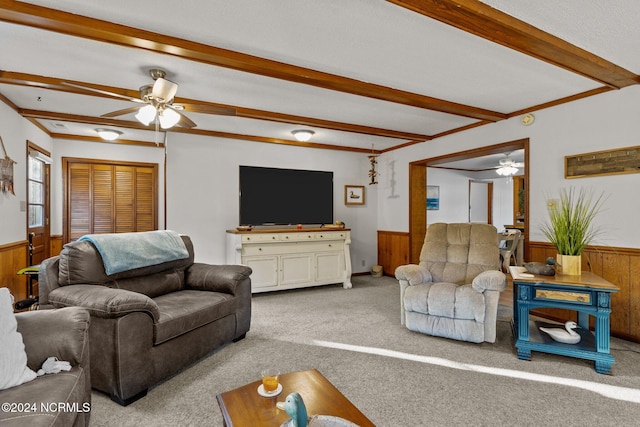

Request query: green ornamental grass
[{"left": 540, "top": 187, "right": 606, "bottom": 256}]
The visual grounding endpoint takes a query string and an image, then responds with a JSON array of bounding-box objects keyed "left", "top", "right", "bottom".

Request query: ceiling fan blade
[
  {"left": 152, "top": 78, "right": 178, "bottom": 102},
  {"left": 101, "top": 106, "right": 142, "bottom": 118},
  {"left": 61, "top": 81, "right": 144, "bottom": 103},
  {"left": 174, "top": 110, "right": 197, "bottom": 129},
  {"left": 179, "top": 103, "right": 236, "bottom": 116}
]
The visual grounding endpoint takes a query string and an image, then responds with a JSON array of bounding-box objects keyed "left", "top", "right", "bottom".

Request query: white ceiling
[{"left": 0, "top": 1, "right": 638, "bottom": 159}]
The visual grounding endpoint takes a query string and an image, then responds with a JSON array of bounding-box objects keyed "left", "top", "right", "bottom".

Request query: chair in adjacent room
[
  {"left": 395, "top": 223, "right": 507, "bottom": 343},
  {"left": 499, "top": 229, "right": 521, "bottom": 273}
]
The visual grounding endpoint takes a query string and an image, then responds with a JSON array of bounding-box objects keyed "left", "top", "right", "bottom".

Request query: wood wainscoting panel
[
  {"left": 0, "top": 241, "right": 29, "bottom": 302},
  {"left": 51, "top": 235, "right": 63, "bottom": 257},
  {"left": 528, "top": 241, "right": 640, "bottom": 343},
  {"left": 377, "top": 230, "right": 410, "bottom": 277}
]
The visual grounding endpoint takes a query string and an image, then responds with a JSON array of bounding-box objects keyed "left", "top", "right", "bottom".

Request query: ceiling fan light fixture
[
  {"left": 159, "top": 108, "right": 181, "bottom": 129},
  {"left": 152, "top": 77, "right": 178, "bottom": 103},
  {"left": 292, "top": 129, "right": 314, "bottom": 142},
  {"left": 135, "top": 104, "right": 157, "bottom": 126},
  {"left": 95, "top": 128, "right": 122, "bottom": 141},
  {"left": 496, "top": 165, "right": 518, "bottom": 176}
]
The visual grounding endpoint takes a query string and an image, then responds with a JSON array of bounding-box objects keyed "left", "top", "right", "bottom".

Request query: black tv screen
[{"left": 239, "top": 166, "right": 333, "bottom": 226}]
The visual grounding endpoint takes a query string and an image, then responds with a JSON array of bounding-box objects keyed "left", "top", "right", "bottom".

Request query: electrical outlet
[
  {"left": 19, "top": 201, "right": 26, "bottom": 212},
  {"left": 361, "top": 260, "right": 365, "bottom": 267}
]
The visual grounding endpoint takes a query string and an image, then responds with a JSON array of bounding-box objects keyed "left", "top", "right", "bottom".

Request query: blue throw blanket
[{"left": 78, "top": 230, "right": 189, "bottom": 275}]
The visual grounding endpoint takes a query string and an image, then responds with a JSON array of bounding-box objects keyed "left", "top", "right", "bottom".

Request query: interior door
[
  {"left": 26, "top": 144, "right": 51, "bottom": 267},
  {"left": 469, "top": 180, "right": 492, "bottom": 224}
]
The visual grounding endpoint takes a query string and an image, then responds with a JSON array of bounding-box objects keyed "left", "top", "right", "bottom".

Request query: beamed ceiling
[{"left": 0, "top": 0, "right": 638, "bottom": 154}]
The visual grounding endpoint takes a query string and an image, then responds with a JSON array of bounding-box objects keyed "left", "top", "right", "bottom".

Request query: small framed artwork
[
  {"left": 345, "top": 185, "right": 365, "bottom": 205},
  {"left": 427, "top": 185, "right": 439, "bottom": 210}
]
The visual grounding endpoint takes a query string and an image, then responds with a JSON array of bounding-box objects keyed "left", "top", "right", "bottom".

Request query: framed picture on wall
[
  {"left": 427, "top": 185, "right": 439, "bottom": 210},
  {"left": 345, "top": 185, "right": 365, "bottom": 205}
]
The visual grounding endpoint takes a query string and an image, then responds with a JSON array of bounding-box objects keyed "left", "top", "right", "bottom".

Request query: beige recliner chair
[{"left": 395, "top": 223, "right": 507, "bottom": 343}]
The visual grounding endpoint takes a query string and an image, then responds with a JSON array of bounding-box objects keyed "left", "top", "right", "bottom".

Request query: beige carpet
[{"left": 88, "top": 276, "right": 640, "bottom": 426}]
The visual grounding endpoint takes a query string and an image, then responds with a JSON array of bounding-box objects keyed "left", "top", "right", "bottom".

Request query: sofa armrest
[
  {"left": 395, "top": 264, "right": 432, "bottom": 286},
  {"left": 16, "top": 307, "right": 90, "bottom": 372},
  {"left": 185, "top": 263, "right": 252, "bottom": 295},
  {"left": 48, "top": 285, "right": 160, "bottom": 322},
  {"left": 471, "top": 270, "right": 507, "bottom": 293}
]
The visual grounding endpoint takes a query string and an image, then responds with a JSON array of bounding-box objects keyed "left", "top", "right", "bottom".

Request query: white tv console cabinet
[{"left": 226, "top": 228, "right": 352, "bottom": 293}]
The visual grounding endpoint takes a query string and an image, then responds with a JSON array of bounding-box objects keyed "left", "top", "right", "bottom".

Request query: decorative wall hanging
[
  {"left": 426, "top": 185, "right": 439, "bottom": 210},
  {"left": 565, "top": 145, "right": 640, "bottom": 178},
  {"left": 0, "top": 135, "right": 16, "bottom": 195},
  {"left": 344, "top": 185, "right": 365, "bottom": 205}
]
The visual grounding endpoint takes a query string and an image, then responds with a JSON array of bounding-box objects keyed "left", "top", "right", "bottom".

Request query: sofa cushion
[
  {"left": 0, "top": 288, "right": 37, "bottom": 391},
  {"left": 58, "top": 236, "right": 194, "bottom": 286},
  {"left": 108, "top": 270, "right": 185, "bottom": 299},
  {"left": 0, "top": 366, "right": 88, "bottom": 427},
  {"left": 403, "top": 282, "right": 485, "bottom": 322},
  {"left": 153, "top": 290, "right": 237, "bottom": 345}
]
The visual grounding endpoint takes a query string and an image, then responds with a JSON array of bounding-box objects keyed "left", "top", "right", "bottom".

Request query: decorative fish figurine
[{"left": 539, "top": 321, "right": 581, "bottom": 344}]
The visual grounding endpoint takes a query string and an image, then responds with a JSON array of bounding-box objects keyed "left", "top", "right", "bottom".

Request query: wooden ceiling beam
[
  {"left": 0, "top": 1, "right": 505, "bottom": 122},
  {"left": 1, "top": 70, "right": 431, "bottom": 141},
  {"left": 18, "top": 109, "right": 382, "bottom": 154},
  {"left": 387, "top": 0, "right": 639, "bottom": 88}
]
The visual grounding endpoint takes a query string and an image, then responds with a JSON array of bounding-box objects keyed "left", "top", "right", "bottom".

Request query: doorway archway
[{"left": 408, "top": 138, "right": 529, "bottom": 263}]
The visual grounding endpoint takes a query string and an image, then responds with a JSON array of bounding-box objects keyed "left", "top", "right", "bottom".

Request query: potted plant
[{"left": 540, "top": 187, "right": 606, "bottom": 275}]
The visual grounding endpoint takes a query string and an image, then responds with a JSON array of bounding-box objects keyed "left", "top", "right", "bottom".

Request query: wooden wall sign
[{"left": 565, "top": 145, "right": 640, "bottom": 178}]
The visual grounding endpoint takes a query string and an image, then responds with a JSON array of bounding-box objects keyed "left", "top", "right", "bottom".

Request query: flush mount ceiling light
[
  {"left": 291, "top": 129, "right": 315, "bottom": 142},
  {"left": 95, "top": 128, "right": 122, "bottom": 141}
]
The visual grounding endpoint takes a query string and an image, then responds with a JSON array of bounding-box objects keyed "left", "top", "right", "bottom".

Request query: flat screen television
[{"left": 239, "top": 166, "right": 333, "bottom": 226}]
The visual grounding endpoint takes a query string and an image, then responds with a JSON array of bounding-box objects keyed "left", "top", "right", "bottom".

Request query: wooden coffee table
[{"left": 216, "top": 369, "right": 375, "bottom": 426}]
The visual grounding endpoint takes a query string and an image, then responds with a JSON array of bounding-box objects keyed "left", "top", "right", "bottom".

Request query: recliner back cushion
[
  {"left": 420, "top": 223, "right": 499, "bottom": 284},
  {"left": 58, "top": 235, "right": 195, "bottom": 297}
]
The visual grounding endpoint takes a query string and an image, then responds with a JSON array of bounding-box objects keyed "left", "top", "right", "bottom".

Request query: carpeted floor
[{"left": 88, "top": 275, "right": 640, "bottom": 426}]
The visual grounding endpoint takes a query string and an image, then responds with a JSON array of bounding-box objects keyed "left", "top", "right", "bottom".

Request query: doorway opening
[{"left": 408, "top": 138, "right": 529, "bottom": 263}]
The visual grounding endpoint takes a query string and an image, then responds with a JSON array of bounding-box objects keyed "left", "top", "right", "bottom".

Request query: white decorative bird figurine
[{"left": 539, "top": 321, "right": 581, "bottom": 344}]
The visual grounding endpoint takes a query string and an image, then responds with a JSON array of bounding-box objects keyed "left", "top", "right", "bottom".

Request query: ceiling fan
[
  {"left": 63, "top": 68, "right": 236, "bottom": 130},
  {"left": 495, "top": 153, "right": 524, "bottom": 176}
]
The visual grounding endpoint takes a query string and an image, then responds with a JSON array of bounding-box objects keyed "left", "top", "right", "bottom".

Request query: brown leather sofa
[
  {"left": 38, "top": 234, "right": 252, "bottom": 406},
  {"left": 0, "top": 307, "right": 91, "bottom": 427}
]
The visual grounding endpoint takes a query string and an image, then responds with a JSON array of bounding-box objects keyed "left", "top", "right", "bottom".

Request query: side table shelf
[{"left": 509, "top": 266, "right": 619, "bottom": 374}]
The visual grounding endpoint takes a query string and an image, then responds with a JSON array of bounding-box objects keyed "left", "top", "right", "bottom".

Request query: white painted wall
[
  {"left": 425, "top": 168, "right": 471, "bottom": 224},
  {"left": 46, "top": 133, "right": 378, "bottom": 274},
  {"left": 378, "top": 85, "right": 640, "bottom": 249},
  {"left": 0, "top": 102, "right": 52, "bottom": 245},
  {"left": 425, "top": 167, "right": 514, "bottom": 231},
  {"left": 165, "top": 134, "right": 377, "bottom": 272}
]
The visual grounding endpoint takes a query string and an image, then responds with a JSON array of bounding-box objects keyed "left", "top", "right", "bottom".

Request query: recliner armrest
[
  {"left": 185, "top": 263, "right": 252, "bottom": 295},
  {"left": 16, "top": 307, "right": 90, "bottom": 371},
  {"left": 48, "top": 285, "right": 160, "bottom": 322},
  {"left": 471, "top": 270, "right": 507, "bottom": 293},
  {"left": 395, "top": 264, "right": 432, "bottom": 286}
]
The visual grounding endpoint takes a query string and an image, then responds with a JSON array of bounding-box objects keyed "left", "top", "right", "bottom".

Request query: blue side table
[{"left": 509, "top": 267, "right": 619, "bottom": 374}]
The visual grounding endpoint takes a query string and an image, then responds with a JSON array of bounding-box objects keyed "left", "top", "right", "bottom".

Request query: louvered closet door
[{"left": 65, "top": 159, "right": 158, "bottom": 242}]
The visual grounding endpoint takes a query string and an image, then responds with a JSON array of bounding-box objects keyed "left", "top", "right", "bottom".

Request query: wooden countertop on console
[{"left": 227, "top": 227, "right": 349, "bottom": 234}]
